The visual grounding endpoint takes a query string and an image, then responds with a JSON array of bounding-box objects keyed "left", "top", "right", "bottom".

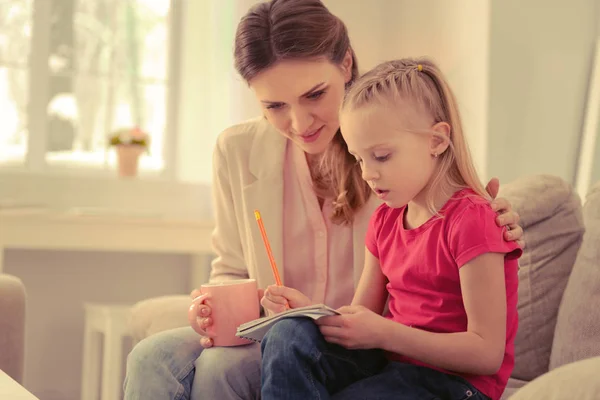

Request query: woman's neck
[
  {"left": 305, "top": 152, "right": 325, "bottom": 182},
  {"left": 305, "top": 152, "right": 322, "bottom": 170},
  {"left": 304, "top": 151, "right": 333, "bottom": 205}
]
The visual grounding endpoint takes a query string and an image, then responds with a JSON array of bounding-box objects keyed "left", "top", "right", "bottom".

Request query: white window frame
[
  {"left": 1, "top": 0, "right": 183, "bottom": 181},
  {"left": 575, "top": 36, "right": 600, "bottom": 201}
]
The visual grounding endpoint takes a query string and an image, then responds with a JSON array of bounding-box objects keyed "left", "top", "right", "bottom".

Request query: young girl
[{"left": 260, "top": 58, "right": 522, "bottom": 400}]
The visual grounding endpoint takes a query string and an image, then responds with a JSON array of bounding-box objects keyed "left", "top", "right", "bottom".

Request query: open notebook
[{"left": 235, "top": 304, "right": 340, "bottom": 343}]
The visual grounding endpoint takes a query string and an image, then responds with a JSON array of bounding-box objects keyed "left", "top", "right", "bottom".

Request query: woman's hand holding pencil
[
  {"left": 261, "top": 284, "right": 313, "bottom": 315},
  {"left": 254, "top": 209, "right": 313, "bottom": 314}
]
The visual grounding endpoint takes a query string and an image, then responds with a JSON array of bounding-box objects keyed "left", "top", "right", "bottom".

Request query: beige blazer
[{"left": 209, "top": 117, "right": 380, "bottom": 291}]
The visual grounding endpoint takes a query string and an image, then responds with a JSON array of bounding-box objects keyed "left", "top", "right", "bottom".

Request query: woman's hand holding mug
[
  {"left": 188, "top": 289, "right": 216, "bottom": 348},
  {"left": 188, "top": 279, "right": 260, "bottom": 348}
]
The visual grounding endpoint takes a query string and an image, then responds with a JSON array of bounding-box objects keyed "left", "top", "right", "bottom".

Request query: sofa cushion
[
  {"left": 508, "top": 357, "right": 600, "bottom": 400},
  {"left": 500, "top": 377, "right": 529, "bottom": 400},
  {"left": 128, "top": 295, "right": 191, "bottom": 343},
  {"left": 550, "top": 180, "right": 600, "bottom": 369},
  {"left": 499, "top": 175, "right": 584, "bottom": 381}
]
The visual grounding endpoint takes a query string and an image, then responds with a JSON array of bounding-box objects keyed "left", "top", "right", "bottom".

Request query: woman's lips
[{"left": 298, "top": 126, "right": 324, "bottom": 143}]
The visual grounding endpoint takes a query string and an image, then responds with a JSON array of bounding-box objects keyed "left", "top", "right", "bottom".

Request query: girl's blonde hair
[{"left": 335, "top": 58, "right": 489, "bottom": 217}]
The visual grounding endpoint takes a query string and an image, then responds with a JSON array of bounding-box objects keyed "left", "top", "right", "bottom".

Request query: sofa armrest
[
  {"left": 509, "top": 357, "right": 600, "bottom": 399},
  {"left": 0, "top": 274, "right": 26, "bottom": 384},
  {"left": 129, "top": 295, "right": 191, "bottom": 343}
]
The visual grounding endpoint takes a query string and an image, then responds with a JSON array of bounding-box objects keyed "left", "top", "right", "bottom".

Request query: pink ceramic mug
[{"left": 188, "top": 279, "right": 260, "bottom": 347}]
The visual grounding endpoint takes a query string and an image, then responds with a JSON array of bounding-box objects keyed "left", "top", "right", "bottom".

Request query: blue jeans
[
  {"left": 261, "top": 318, "right": 490, "bottom": 400},
  {"left": 123, "top": 326, "right": 261, "bottom": 400}
]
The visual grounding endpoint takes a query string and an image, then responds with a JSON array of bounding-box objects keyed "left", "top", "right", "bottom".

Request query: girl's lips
[
  {"left": 299, "top": 126, "right": 324, "bottom": 143},
  {"left": 374, "top": 189, "right": 389, "bottom": 199}
]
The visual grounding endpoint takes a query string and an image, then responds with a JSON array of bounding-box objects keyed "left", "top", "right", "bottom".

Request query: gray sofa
[
  {"left": 499, "top": 176, "right": 600, "bottom": 398},
  {"left": 0, "top": 273, "right": 26, "bottom": 384},
  {"left": 129, "top": 175, "right": 600, "bottom": 399}
]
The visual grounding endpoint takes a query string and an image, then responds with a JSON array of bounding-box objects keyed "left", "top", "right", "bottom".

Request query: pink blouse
[{"left": 282, "top": 141, "right": 355, "bottom": 309}]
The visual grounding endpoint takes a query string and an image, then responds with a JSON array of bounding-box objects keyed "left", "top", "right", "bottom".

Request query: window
[
  {"left": 0, "top": 0, "right": 180, "bottom": 177},
  {"left": 0, "top": 0, "right": 32, "bottom": 165}
]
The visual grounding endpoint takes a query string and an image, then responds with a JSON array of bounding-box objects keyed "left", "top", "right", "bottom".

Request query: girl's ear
[{"left": 430, "top": 122, "right": 451, "bottom": 156}]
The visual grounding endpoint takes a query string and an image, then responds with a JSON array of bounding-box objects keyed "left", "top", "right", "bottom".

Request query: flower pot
[{"left": 116, "top": 145, "right": 144, "bottom": 177}]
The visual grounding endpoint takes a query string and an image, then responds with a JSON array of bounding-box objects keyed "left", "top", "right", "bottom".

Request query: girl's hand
[
  {"left": 485, "top": 177, "right": 525, "bottom": 247},
  {"left": 261, "top": 285, "right": 312, "bottom": 315},
  {"left": 316, "top": 305, "right": 388, "bottom": 350}
]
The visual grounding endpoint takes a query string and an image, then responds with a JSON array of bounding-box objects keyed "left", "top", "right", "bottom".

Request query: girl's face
[
  {"left": 340, "top": 100, "right": 448, "bottom": 209},
  {"left": 250, "top": 55, "right": 352, "bottom": 155}
]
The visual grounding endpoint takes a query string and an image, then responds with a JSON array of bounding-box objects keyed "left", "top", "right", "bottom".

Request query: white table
[
  {"left": 0, "top": 370, "right": 39, "bottom": 400},
  {"left": 0, "top": 209, "right": 215, "bottom": 291}
]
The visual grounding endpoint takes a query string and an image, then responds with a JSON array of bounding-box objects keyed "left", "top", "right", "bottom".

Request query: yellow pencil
[
  {"left": 254, "top": 210, "right": 283, "bottom": 286},
  {"left": 254, "top": 210, "right": 289, "bottom": 310}
]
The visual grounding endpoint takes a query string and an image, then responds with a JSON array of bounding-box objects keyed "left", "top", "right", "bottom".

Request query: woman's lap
[
  {"left": 124, "top": 326, "right": 204, "bottom": 399},
  {"left": 191, "top": 343, "right": 262, "bottom": 400},
  {"left": 125, "top": 326, "right": 262, "bottom": 400}
]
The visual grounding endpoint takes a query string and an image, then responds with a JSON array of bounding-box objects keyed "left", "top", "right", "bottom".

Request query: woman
[{"left": 123, "top": 1, "right": 523, "bottom": 399}]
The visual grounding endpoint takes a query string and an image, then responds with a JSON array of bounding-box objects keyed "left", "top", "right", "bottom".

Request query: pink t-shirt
[
  {"left": 282, "top": 141, "right": 354, "bottom": 309},
  {"left": 365, "top": 189, "right": 522, "bottom": 400}
]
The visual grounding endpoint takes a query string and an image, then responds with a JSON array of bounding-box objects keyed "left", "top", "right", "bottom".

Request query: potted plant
[{"left": 108, "top": 127, "right": 149, "bottom": 177}]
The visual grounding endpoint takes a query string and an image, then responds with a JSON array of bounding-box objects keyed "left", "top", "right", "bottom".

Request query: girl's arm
[
  {"left": 351, "top": 248, "right": 388, "bottom": 314},
  {"left": 377, "top": 252, "right": 507, "bottom": 375}
]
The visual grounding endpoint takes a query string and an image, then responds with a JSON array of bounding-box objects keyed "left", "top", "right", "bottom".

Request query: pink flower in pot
[{"left": 108, "top": 127, "right": 150, "bottom": 177}]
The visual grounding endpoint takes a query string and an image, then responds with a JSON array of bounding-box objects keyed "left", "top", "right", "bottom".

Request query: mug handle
[{"left": 188, "top": 293, "right": 214, "bottom": 337}]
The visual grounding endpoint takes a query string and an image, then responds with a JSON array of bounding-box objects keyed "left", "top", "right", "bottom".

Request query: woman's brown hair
[{"left": 234, "top": 0, "right": 371, "bottom": 225}]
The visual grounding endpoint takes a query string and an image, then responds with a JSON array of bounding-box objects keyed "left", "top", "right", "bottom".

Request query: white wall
[
  {"left": 487, "top": 0, "right": 599, "bottom": 185},
  {"left": 176, "top": 0, "right": 261, "bottom": 184},
  {"left": 175, "top": 0, "right": 215, "bottom": 184},
  {"left": 324, "top": 0, "right": 389, "bottom": 71},
  {"left": 372, "top": 0, "right": 491, "bottom": 178}
]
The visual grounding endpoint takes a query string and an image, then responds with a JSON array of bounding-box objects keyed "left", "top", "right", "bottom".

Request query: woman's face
[{"left": 250, "top": 55, "right": 353, "bottom": 155}]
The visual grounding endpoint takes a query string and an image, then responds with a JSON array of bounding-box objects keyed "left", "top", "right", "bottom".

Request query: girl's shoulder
[
  {"left": 445, "top": 188, "right": 492, "bottom": 213},
  {"left": 443, "top": 189, "right": 498, "bottom": 232}
]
